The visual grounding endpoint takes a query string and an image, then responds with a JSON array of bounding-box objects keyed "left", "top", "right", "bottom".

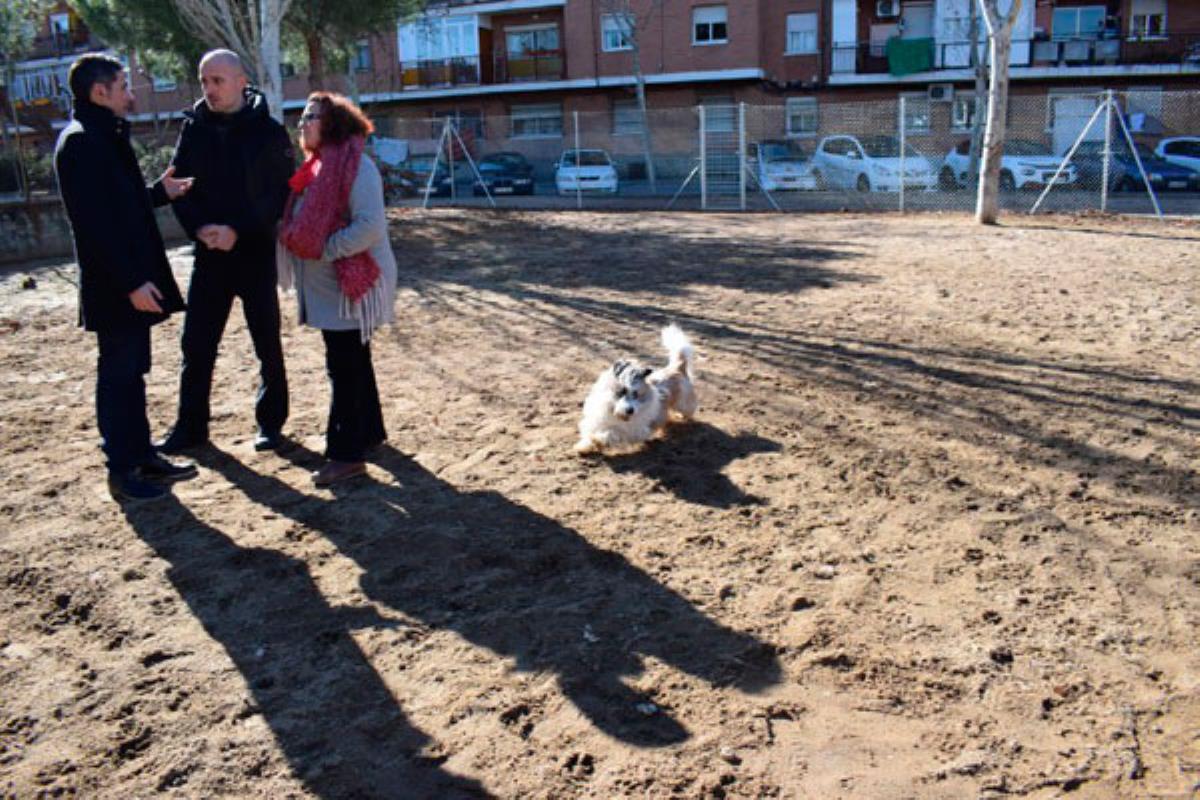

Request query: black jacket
[
  {"left": 169, "top": 89, "right": 294, "bottom": 265},
  {"left": 54, "top": 101, "right": 185, "bottom": 332}
]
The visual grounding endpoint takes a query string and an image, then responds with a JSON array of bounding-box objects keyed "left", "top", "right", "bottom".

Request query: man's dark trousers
[
  {"left": 96, "top": 324, "right": 154, "bottom": 475},
  {"left": 175, "top": 259, "right": 288, "bottom": 439}
]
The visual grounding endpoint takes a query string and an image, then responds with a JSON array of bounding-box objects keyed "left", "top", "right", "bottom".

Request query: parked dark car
[
  {"left": 473, "top": 152, "right": 536, "bottom": 196},
  {"left": 1072, "top": 140, "right": 1200, "bottom": 192},
  {"left": 399, "top": 154, "right": 454, "bottom": 197}
]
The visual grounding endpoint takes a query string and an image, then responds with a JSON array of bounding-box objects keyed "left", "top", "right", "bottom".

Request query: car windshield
[
  {"left": 481, "top": 154, "right": 524, "bottom": 169},
  {"left": 760, "top": 142, "right": 808, "bottom": 163},
  {"left": 860, "top": 137, "right": 922, "bottom": 159},
  {"left": 561, "top": 151, "right": 611, "bottom": 166},
  {"left": 1005, "top": 140, "right": 1052, "bottom": 156}
]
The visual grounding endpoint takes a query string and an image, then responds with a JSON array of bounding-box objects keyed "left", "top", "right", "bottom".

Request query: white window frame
[
  {"left": 1129, "top": 0, "right": 1166, "bottom": 40},
  {"left": 398, "top": 15, "right": 480, "bottom": 62},
  {"left": 601, "top": 13, "right": 634, "bottom": 52},
  {"left": 510, "top": 103, "right": 563, "bottom": 139},
  {"left": 50, "top": 12, "right": 70, "bottom": 35},
  {"left": 785, "top": 97, "right": 818, "bottom": 137},
  {"left": 900, "top": 93, "right": 931, "bottom": 135},
  {"left": 699, "top": 95, "right": 735, "bottom": 132},
  {"left": 1044, "top": 88, "right": 1095, "bottom": 133},
  {"left": 612, "top": 98, "right": 644, "bottom": 135},
  {"left": 693, "top": 6, "right": 728, "bottom": 46},
  {"left": 786, "top": 13, "right": 818, "bottom": 55}
]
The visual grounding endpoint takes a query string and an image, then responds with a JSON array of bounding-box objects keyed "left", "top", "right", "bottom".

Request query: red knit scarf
[{"left": 280, "top": 136, "right": 380, "bottom": 303}]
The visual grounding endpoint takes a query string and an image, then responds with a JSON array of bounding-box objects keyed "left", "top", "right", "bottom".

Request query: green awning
[{"left": 886, "top": 37, "right": 933, "bottom": 76}]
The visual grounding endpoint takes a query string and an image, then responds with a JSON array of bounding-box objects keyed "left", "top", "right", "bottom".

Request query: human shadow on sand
[
  {"left": 197, "top": 444, "right": 782, "bottom": 749},
  {"left": 120, "top": 496, "right": 491, "bottom": 799},
  {"left": 600, "top": 422, "right": 782, "bottom": 508}
]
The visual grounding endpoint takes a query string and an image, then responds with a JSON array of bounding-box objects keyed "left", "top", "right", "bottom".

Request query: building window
[
  {"left": 693, "top": 6, "right": 728, "bottom": 46},
  {"left": 786, "top": 13, "right": 817, "bottom": 55},
  {"left": 612, "top": 98, "right": 644, "bottom": 135},
  {"left": 1129, "top": 0, "right": 1166, "bottom": 39},
  {"left": 1051, "top": 6, "right": 1105, "bottom": 40},
  {"left": 511, "top": 103, "right": 562, "bottom": 138},
  {"left": 399, "top": 15, "right": 479, "bottom": 62},
  {"left": 699, "top": 95, "right": 734, "bottom": 133},
  {"left": 602, "top": 13, "right": 633, "bottom": 52},
  {"left": 352, "top": 39, "right": 372, "bottom": 72},
  {"left": 900, "top": 93, "right": 931, "bottom": 134},
  {"left": 152, "top": 76, "right": 177, "bottom": 93},
  {"left": 281, "top": 62, "right": 296, "bottom": 78},
  {"left": 951, "top": 94, "right": 986, "bottom": 131},
  {"left": 786, "top": 98, "right": 818, "bottom": 137}
]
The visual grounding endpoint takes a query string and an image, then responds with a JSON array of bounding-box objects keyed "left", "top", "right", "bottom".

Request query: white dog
[{"left": 574, "top": 324, "right": 698, "bottom": 455}]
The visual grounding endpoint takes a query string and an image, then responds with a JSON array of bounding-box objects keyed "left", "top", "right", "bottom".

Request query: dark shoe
[
  {"left": 156, "top": 428, "right": 208, "bottom": 455},
  {"left": 137, "top": 453, "right": 198, "bottom": 482},
  {"left": 253, "top": 429, "right": 285, "bottom": 452},
  {"left": 313, "top": 460, "right": 366, "bottom": 487},
  {"left": 108, "top": 472, "right": 168, "bottom": 502}
]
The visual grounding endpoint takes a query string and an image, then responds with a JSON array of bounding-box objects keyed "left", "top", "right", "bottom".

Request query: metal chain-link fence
[
  {"left": 4, "top": 89, "right": 1197, "bottom": 217},
  {"left": 370, "top": 89, "right": 1200, "bottom": 217}
]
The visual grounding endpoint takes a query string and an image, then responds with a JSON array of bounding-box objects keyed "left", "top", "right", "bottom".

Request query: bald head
[
  {"left": 199, "top": 49, "right": 246, "bottom": 76},
  {"left": 199, "top": 49, "right": 248, "bottom": 114}
]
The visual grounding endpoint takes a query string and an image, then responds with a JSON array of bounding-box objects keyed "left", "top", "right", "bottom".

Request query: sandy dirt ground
[{"left": 1, "top": 210, "right": 1198, "bottom": 799}]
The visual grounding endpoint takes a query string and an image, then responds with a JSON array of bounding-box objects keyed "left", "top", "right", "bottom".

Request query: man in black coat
[
  {"left": 157, "top": 49, "right": 295, "bottom": 454},
  {"left": 55, "top": 54, "right": 198, "bottom": 502}
]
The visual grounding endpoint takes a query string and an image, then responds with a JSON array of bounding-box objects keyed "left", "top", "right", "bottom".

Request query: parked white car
[
  {"left": 812, "top": 135, "right": 935, "bottom": 192},
  {"left": 1154, "top": 136, "right": 1200, "bottom": 173},
  {"left": 555, "top": 149, "right": 618, "bottom": 195},
  {"left": 940, "top": 139, "right": 1075, "bottom": 191},
  {"left": 748, "top": 140, "right": 818, "bottom": 191}
]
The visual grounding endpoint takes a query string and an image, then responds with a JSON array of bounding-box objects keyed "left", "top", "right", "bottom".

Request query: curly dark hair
[{"left": 306, "top": 92, "right": 374, "bottom": 148}]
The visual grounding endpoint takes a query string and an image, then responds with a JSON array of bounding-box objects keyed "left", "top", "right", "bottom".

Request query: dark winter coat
[
  {"left": 168, "top": 89, "right": 294, "bottom": 266},
  {"left": 54, "top": 101, "right": 185, "bottom": 332}
]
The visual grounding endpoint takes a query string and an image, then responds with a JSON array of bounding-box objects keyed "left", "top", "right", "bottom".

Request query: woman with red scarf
[{"left": 278, "top": 92, "right": 396, "bottom": 486}]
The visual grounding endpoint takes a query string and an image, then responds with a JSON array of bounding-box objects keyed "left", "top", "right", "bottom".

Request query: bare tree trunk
[
  {"left": 630, "top": 45, "right": 657, "bottom": 192},
  {"left": 967, "top": 1, "right": 986, "bottom": 188},
  {"left": 975, "top": 0, "right": 1022, "bottom": 225},
  {"left": 306, "top": 32, "right": 325, "bottom": 91}
]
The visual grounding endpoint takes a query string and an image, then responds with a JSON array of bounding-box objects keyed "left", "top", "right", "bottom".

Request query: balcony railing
[
  {"left": 400, "top": 56, "right": 481, "bottom": 90},
  {"left": 832, "top": 33, "right": 1200, "bottom": 76},
  {"left": 493, "top": 49, "right": 565, "bottom": 83}
]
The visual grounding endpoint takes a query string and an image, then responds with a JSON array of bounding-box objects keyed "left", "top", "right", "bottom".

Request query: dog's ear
[
  {"left": 637, "top": 366, "right": 653, "bottom": 381},
  {"left": 612, "top": 360, "right": 629, "bottom": 377}
]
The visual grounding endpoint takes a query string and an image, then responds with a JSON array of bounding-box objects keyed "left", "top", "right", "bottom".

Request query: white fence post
[
  {"left": 899, "top": 95, "right": 907, "bottom": 213},
  {"left": 699, "top": 105, "right": 708, "bottom": 211},
  {"left": 1101, "top": 89, "right": 1113, "bottom": 213},
  {"left": 738, "top": 102, "right": 747, "bottom": 211}
]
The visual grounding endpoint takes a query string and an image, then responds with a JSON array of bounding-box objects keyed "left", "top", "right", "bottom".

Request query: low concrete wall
[{"left": 0, "top": 196, "right": 187, "bottom": 266}]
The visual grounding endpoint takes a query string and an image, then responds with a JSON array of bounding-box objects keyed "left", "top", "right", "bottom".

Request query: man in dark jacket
[
  {"left": 55, "top": 53, "right": 198, "bottom": 502},
  {"left": 157, "top": 49, "right": 295, "bottom": 454}
]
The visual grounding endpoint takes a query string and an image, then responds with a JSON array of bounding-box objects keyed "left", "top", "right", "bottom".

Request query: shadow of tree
[
  {"left": 119, "top": 496, "right": 492, "bottom": 799},
  {"left": 601, "top": 423, "right": 782, "bottom": 508},
  {"left": 194, "top": 444, "right": 782, "bottom": 750}
]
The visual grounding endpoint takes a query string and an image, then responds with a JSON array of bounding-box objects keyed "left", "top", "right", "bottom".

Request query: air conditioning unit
[
  {"left": 928, "top": 83, "right": 954, "bottom": 102},
  {"left": 876, "top": 0, "right": 900, "bottom": 18}
]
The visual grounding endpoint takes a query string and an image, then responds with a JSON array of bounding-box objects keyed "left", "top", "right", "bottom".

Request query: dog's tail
[{"left": 661, "top": 324, "right": 695, "bottom": 378}]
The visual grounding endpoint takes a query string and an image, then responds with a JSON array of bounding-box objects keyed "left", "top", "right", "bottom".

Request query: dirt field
[{"left": 1, "top": 210, "right": 1198, "bottom": 799}]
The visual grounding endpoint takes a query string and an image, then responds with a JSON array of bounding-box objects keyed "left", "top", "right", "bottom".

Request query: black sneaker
[
  {"left": 138, "top": 454, "right": 198, "bottom": 482},
  {"left": 253, "top": 429, "right": 285, "bottom": 451},
  {"left": 156, "top": 428, "right": 208, "bottom": 455},
  {"left": 108, "top": 472, "right": 168, "bottom": 502}
]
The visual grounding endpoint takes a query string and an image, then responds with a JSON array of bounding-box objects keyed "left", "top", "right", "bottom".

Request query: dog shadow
[
  {"left": 196, "top": 443, "right": 783, "bottom": 749},
  {"left": 118, "top": 494, "right": 492, "bottom": 799},
  {"left": 603, "top": 422, "right": 782, "bottom": 508}
]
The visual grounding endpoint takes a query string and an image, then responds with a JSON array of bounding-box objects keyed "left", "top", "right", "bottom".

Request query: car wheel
[
  {"left": 856, "top": 174, "right": 871, "bottom": 192},
  {"left": 999, "top": 170, "right": 1016, "bottom": 192},
  {"left": 939, "top": 167, "right": 958, "bottom": 191}
]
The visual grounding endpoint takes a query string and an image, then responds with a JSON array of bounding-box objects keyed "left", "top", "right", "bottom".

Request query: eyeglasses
[{"left": 299, "top": 112, "right": 321, "bottom": 125}]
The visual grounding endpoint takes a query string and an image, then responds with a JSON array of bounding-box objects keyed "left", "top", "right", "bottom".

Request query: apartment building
[{"left": 4, "top": 0, "right": 1198, "bottom": 155}]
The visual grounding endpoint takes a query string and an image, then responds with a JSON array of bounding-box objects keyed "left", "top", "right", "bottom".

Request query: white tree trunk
[
  {"left": 975, "top": 0, "right": 1022, "bottom": 225},
  {"left": 171, "top": 0, "right": 293, "bottom": 121}
]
